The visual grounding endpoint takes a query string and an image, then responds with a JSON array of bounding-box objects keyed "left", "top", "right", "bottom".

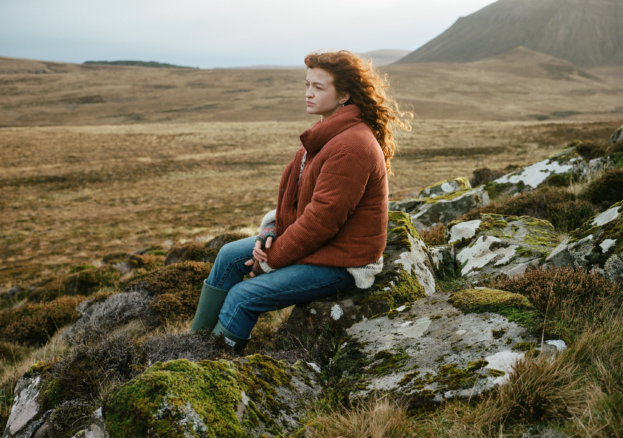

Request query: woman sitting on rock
[{"left": 190, "top": 50, "right": 411, "bottom": 350}]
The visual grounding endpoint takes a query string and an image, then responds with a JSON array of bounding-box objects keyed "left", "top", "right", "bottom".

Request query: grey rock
[
  {"left": 546, "top": 201, "right": 622, "bottom": 275},
  {"left": 447, "top": 214, "right": 561, "bottom": 280},
  {"left": 491, "top": 147, "right": 591, "bottom": 196},
  {"left": 418, "top": 177, "right": 471, "bottom": 199},
  {"left": 3, "top": 376, "right": 47, "bottom": 438},
  {"left": 333, "top": 292, "right": 539, "bottom": 404},
  {"left": 391, "top": 186, "right": 490, "bottom": 232},
  {"left": 604, "top": 254, "right": 623, "bottom": 283},
  {"left": 429, "top": 245, "right": 456, "bottom": 279},
  {"left": 609, "top": 125, "right": 623, "bottom": 144},
  {"left": 70, "top": 408, "right": 108, "bottom": 438}
]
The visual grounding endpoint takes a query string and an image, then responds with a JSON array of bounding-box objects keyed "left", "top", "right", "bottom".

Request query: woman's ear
[{"left": 339, "top": 93, "right": 350, "bottom": 105}]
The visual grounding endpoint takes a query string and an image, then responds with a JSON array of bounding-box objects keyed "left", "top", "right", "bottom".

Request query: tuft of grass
[{"left": 303, "top": 396, "right": 414, "bottom": 438}]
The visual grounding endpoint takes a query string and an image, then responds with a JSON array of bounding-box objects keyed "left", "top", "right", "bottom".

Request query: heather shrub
[
  {"left": 164, "top": 232, "right": 249, "bottom": 265},
  {"left": 580, "top": 168, "right": 623, "bottom": 208},
  {"left": 419, "top": 223, "right": 446, "bottom": 246},
  {"left": 127, "top": 253, "right": 165, "bottom": 271},
  {"left": 0, "top": 296, "right": 86, "bottom": 346},
  {"left": 470, "top": 167, "right": 506, "bottom": 187},
  {"left": 485, "top": 266, "right": 623, "bottom": 338},
  {"left": 28, "top": 265, "right": 120, "bottom": 303},
  {"left": 127, "top": 261, "right": 212, "bottom": 322},
  {"left": 460, "top": 186, "right": 594, "bottom": 232},
  {"left": 575, "top": 141, "right": 608, "bottom": 160}
]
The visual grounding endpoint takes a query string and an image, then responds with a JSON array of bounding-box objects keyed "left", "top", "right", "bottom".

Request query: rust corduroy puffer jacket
[{"left": 265, "top": 104, "right": 388, "bottom": 269}]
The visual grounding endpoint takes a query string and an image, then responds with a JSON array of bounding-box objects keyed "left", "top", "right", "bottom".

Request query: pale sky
[{"left": 0, "top": 0, "right": 498, "bottom": 68}]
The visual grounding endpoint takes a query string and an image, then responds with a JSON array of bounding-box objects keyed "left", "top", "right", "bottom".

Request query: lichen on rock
[
  {"left": 329, "top": 292, "right": 539, "bottom": 406},
  {"left": 447, "top": 214, "right": 561, "bottom": 279},
  {"left": 546, "top": 201, "right": 622, "bottom": 278}
]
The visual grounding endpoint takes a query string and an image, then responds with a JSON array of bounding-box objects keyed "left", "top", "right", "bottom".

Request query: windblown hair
[{"left": 305, "top": 50, "right": 413, "bottom": 175}]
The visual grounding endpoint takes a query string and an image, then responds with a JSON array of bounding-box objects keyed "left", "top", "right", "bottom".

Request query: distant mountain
[
  {"left": 83, "top": 60, "right": 196, "bottom": 69},
  {"left": 396, "top": 0, "right": 623, "bottom": 68}
]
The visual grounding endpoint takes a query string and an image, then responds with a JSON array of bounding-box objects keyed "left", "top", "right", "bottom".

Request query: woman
[{"left": 190, "top": 50, "right": 411, "bottom": 350}]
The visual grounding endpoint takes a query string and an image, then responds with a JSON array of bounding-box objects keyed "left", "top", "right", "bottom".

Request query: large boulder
[
  {"left": 390, "top": 186, "right": 490, "bottom": 231},
  {"left": 103, "top": 356, "right": 320, "bottom": 438},
  {"left": 546, "top": 201, "right": 622, "bottom": 282},
  {"left": 446, "top": 214, "right": 561, "bottom": 280},
  {"left": 285, "top": 212, "right": 436, "bottom": 340},
  {"left": 486, "top": 147, "right": 597, "bottom": 198},
  {"left": 330, "top": 290, "right": 553, "bottom": 406},
  {"left": 418, "top": 177, "right": 471, "bottom": 199}
]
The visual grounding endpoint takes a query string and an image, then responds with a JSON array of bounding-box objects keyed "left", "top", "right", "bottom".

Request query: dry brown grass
[
  {"left": 1, "top": 119, "right": 618, "bottom": 289},
  {"left": 304, "top": 396, "right": 414, "bottom": 438}
]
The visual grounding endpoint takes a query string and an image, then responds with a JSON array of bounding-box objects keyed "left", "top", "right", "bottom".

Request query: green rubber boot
[
  {"left": 190, "top": 282, "right": 228, "bottom": 334},
  {"left": 213, "top": 321, "right": 250, "bottom": 352}
]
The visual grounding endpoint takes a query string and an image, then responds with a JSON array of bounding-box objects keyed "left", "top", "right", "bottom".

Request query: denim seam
[
  {"left": 221, "top": 271, "right": 352, "bottom": 335},
  {"left": 216, "top": 255, "right": 253, "bottom": 289}
]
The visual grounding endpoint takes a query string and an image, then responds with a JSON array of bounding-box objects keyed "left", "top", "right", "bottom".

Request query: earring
[{"left": 341, "top": 103, "right": 344, "bottom": 107}]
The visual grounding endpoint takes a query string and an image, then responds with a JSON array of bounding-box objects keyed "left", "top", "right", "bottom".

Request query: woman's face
[{"left": 305, "top": 68, "right": 349, "bottom": 119}]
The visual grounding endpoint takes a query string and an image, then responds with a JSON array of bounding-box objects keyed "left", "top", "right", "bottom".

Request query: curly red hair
[{"left": 304, "top": 50, "right": 412, "bottom": 175}]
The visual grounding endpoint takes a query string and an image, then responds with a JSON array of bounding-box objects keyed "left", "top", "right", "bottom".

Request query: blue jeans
[{"left": 205, "top": 236, "right": 355, "bottom": 340}]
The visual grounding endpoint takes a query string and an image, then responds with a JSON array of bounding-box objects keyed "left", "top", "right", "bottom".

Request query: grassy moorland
[{"left": 0, "top": 53, "right": 622, "bottom": 437}]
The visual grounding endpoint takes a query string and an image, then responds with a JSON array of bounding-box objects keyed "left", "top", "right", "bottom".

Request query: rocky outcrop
[
  {"left": 446, "top": 214, "right": 561, "bottom": 280},
  {"left": 546, "top": 201, "right": 622, "bottom": 281},
  {"left": 487, "top": 147, "right": 598, "bottom": 198},
  {"left": 390, "top": 186, "right": 490, "bottom": 231},
  {"left": 103, "top": 356, "right": 320, "bottom": 438},
  {"left": 609, "top": 125, "right": 623, "bottom": 145},
  {"left": 418, "top": 177, "right": 471, "bottom": 199},
  {"left": 331, "top": 290, "right": 553, "bottom": 406},
  {"left": 285, "top": 211, "right": 437, "bottom": 339}
]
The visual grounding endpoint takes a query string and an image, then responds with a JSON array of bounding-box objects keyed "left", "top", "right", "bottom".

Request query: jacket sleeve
[{"left": 265, "top": 151, "right": 371, "bottom": 269}]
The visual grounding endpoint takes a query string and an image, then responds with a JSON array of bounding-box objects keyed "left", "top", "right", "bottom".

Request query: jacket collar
[{"left": 300, "top": 104, "right": 363, "bottom": 157}]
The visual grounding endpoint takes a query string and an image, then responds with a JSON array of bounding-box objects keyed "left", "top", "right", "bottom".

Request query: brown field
[
  {"left": 1, "top": 52, "right": 622, "bottom": 289},
  {"left": 1, "top": 118, "right": 619, "bottom": 288}
]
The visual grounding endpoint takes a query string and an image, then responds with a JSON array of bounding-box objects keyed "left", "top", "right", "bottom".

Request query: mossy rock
[
  {"left": 449, "top": 288, "right": 537, "bottom": 327},
  {"left": 103, "top": 355, "right": 320, "bottom": 437},
  {"left": 328, "top": 292, "right": 538, "bottom": 407},
  {"left": 491, "top": 147, "right": 590, "bottom": 193},
  {"left": 418, "top": 177, "right": 471, "bottom": 199},
  {"left": 546, "top": 201, "right": 622, "bottom": 281},
  {"left": 446, "top": 213, "right": 561, "bottom": 279}
]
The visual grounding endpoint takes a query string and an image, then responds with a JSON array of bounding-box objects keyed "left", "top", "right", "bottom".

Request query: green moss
[
  {"left": 422, "top": 188, "right": 472, "bottom": 204},
  {"left": 492, "top": 328, "right": 507, "bottom": 339},
  {"left": 450, "top": 288, "right": 538, "bottom": 327},
  {"left": 484, "top": 180, "right": 526, "bottom": 200},
  {"left": 104, "top": 356, "right": 300, "bottom": 438},
  {"left": 430, "top": 360, "right": 488, "bottom": 391},
  {"left": 363, "top": 268, "right": 426, "bottom": 308},
  {"left": 365, "top": 350, "right": 409, "bottom": 376},
  {"left": 488, "top": 369, "right": 506, "bottom": 377},
  {"left": 512, "top": 342, "right": 537, "bottom": 352}
]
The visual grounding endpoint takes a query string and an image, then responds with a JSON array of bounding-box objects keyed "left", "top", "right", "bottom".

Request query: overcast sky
[{"left": 0, "top": 0, "right": 498, "bottom": 69}]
